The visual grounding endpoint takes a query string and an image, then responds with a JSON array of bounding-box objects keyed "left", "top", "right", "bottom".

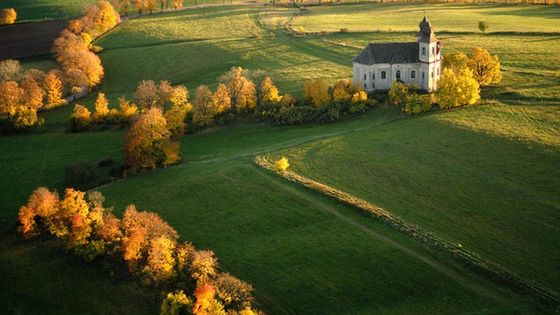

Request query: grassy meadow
[{"left": 1, "top": 2, "right": 559, "bottom": 314}]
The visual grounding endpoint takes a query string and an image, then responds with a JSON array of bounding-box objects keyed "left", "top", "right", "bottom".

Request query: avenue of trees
[
  {"left": 0, "top": 1, "right": 120, "bottom": 131},
  {"left": 389, "top": 46, "right": 501, "bottom": 114},
  {"left": 17, "top": 187, "right": 261, "bottom": 315}
]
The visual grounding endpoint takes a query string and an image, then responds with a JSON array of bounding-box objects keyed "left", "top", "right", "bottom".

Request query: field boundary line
[{"left": 254, "top": 155, "right": 560, "bottom": 312}]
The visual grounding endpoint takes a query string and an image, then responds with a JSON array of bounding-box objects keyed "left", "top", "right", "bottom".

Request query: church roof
[{"left": 353, "top": 42, "right": 419, "bottom": 65}]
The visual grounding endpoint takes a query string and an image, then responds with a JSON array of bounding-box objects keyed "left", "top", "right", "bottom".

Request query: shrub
[
  {"left": 0, "top": 59, "right": 21, "bottom": 82},
  {"left": 388, "top": 81, "right": 409, "bottom": 107},
  {"left": 69, "top": 104, "right": 91, "bottom": 131},
  {"left": 340, "top": 28, "right": 349, "bottom": 33},
  {"left": 275, "top": 157, "right": 290, "bottom": 172},
  {"left": 478, "top": 21, "right": 488, "bottom": 33}
]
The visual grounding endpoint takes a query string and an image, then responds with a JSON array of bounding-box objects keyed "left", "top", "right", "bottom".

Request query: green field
[{"left": 2, "top": 2, "right": 560, "bottom": 314}]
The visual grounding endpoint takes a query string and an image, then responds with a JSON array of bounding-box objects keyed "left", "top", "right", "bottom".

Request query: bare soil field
[{"left": 0, "top": 20, "right": 67, "bottom": 60}]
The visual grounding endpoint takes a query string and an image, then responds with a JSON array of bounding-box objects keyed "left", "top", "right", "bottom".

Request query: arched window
[
  {"left": 372, "top": 73, "right": 375, "bottom": 80},
  {"left": 381, "top": 71, "right": 386, "bottom": 79},
  {"left": 364, "top": 74, "right": 367, "bottom": 81},
  {"left": 396, "top": 70, "right": 401, "bottom": 79},
  {"left": 422, "top": 72, "right": 425, "bottom": 80},
  {"left": 411, "top": 70, "right": 416, "bottom": 79},
  {"left": 432, "top": 47, "right": 435, "bottom": 55},
  {"left": 422, "top": 47, "right": 426, "bottom": 56}
]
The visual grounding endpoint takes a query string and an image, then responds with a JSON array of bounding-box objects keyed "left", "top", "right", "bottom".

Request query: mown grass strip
[{"left": 254, "top": 155, "right": 560, "bottom": 312}]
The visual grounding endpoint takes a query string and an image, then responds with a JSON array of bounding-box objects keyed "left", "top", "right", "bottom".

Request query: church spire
[{"left": 417, "top": 15, "right": 437, "bottom": 43}]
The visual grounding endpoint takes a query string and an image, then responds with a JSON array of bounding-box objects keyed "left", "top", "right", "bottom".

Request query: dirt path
[{"left": 250, "top": 165, "right": 512, "bottom": 306}]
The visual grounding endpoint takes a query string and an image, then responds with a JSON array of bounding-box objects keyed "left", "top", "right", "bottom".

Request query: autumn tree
[
  {"left": 135, "top": 80, "right": 159, "bottom": 110},
  {"left": 0, "top": 81, "right": 23, "bottom": 116},
  {"left": 192, "top": 85, "right": 218, "bottom": 127},
  {"left": 190, "top": 250, "right": 218, "bottom": 286},
  {"left": 143, "top": 236, "right": 177, "bottom": 283},
  {"left": 82, "top": 1, "right": 121, "bottom": 37},
  {"left": 43, "top": 71, "right": 65, "bottom": 109},
  {"left": 279, "top": 93, "right": 296, "bottom": 108},
  {"left": 443, "top": 51, "right": 469, "bottom": 71},
  {"left": 213, "top": 84, "right": 232, "bottom": 114},
  {"left": 93, "top": 92, "right": 110, "bottom": 122},
  {"left": 351, "top": 90, "right": 368, "bottom": 105},
  {"left": 437, "top": 68, "right": 480, "bottom": 109},
  {"left": 169, "top": 85, "right": 189, "bottom": 108},
  {"left": 17, "top": 187, "right": 60, "bottom": 236},
  {"left": 303, "top": 79, "right": 330, "bottom": 107},
  {"left": 172, "top": 0, "right": 184, "bottom": 9},
  {"left": 0, "top": 59, "right": 21, "bottom": 82},
  {"left": 388, "top": 81, "right": 409, "bottom": 107},
  {"left": 70, "top": 104, "right": 92, "bottom": 131},
  {"left": 161, "top": 290, "right": 192, "bottom": 315},
  {"left": 332, "top": 79, "right": 352, "bottom": 103},
  {"left": 118, "top": 97, "right": 139, "bottom": 121},
  {"left": 259, "top": 76, "right": 281, "bottom": 105},
  {"left": 220, "top": 67, "right": 256, "bottom": 112},
  {"left": 215, "top": 273, "right": 254, "bottom": 311},
  {"left": 124, "top": 108, "right": 181, "bottom": 169},
  {"left": 165, "top": 104, "right": 189, "bottom": 137},
  {"left": 468, "top": 47, "right": 502, "bottom": 86},
  {"left": 0, "top": 8, "right": 17, "bottom": 25},
  {"left": 20, "top": 76, "right": 44, "bottom": 110}
]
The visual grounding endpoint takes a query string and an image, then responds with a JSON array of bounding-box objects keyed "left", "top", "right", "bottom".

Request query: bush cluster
[
  {"left": 388, "top": 81, "right": 434, "bottom": 115},
  {"left": 17, "top": 187, "right": 260, "bottom": 315}
]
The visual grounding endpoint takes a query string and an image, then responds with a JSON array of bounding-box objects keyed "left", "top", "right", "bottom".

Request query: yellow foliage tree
[
  {"left": 213, "top": 84, "right": 232, "bottom": 114},
  {"left": 0, "top": 8, "right": 16, "bottom": 24},
  {"left": 93, "top": 92, "right": 110, "bottom": 122},
  {"left": 259, "top": 76, "right": 281, "bottom": 105},
  {"left": 192, "top": 85, "right": 218, "bottom": 127},
  {"left": 351, "top": 91, "right": 368, "bottom": 104},
  {"left": 165, "top": 104, "right": 188, "bottom": 136},
  {"left": 437, "top": 68, "right": 480, "bottom": 109},
  {"left": 143, "top": 236, "right": 177, "bottom": 283},
  {"left": 118, "top": 97, "right": 138, "bottom": 121},
  {"left": 43, "top": 71, "right": 65, "bottom": 109},
  {"left": 221, "top": 67, "right": 256, "bottom": 112},
  {"left": 388, "top": 81, "right": 409, "bottom": 107},
  {"left": 172, "top": 0, "right": 184, "bottom": 9},
  {"left": 17, "top": 187, "right": 59, "bottom": 236},
  {"left": 468, "top": 47, "right": 502, "bottom": 86},
  {"left": 303, "top": 79, "right": 330, "bottom": 107},
  {"left": 0, "top": 59, "right": 21, "bottom": 81},
  {"left": 443, "top": 51, "right": 469, "bottom": 71},
  {"left": 169, "top": 85, "right": 189, "bottom": 108},
  {"left": 275, "top": 157, "right": 289, "bottom": 172},
  {"left": 71, "top": 104, "right": 92, "bottom": 130}
]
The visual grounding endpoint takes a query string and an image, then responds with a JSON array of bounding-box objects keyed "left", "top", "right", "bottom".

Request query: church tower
[{"left": 417, "top": 16, "right": 442, "bottom": 91}]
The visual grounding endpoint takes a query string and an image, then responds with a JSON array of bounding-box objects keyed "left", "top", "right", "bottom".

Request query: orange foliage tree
[
  {"left": 124, "top": 108, "right": 181, "bottom": 169},
  {"left": 43, "top": 70, "right": 66, "bottom": 109},
  {"left": 0, "top": 8, "right": 16, "bottom": 24}
]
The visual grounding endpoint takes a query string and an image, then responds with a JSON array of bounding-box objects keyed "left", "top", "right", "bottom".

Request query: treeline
[
  {"left": 0, "top": 1, "right": 119, "bottom": 131},
  {"left": 112, "top": 0, "right": 185, "bottom": 16},
  {"left": 389, "top": 46, "right": 502, "bottom": 114},
  {"left": 17, "top": 187, "right": 261, "bottom": 315}
]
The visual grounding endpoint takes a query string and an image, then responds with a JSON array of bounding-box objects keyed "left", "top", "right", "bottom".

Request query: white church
[{"left": 353, "top": 16, "right": 442, "bottom": 92}]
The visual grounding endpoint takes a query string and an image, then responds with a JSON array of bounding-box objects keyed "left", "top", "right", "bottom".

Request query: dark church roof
[{"left": 353, "top": 42, "right": 419, "bottom": 65}]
